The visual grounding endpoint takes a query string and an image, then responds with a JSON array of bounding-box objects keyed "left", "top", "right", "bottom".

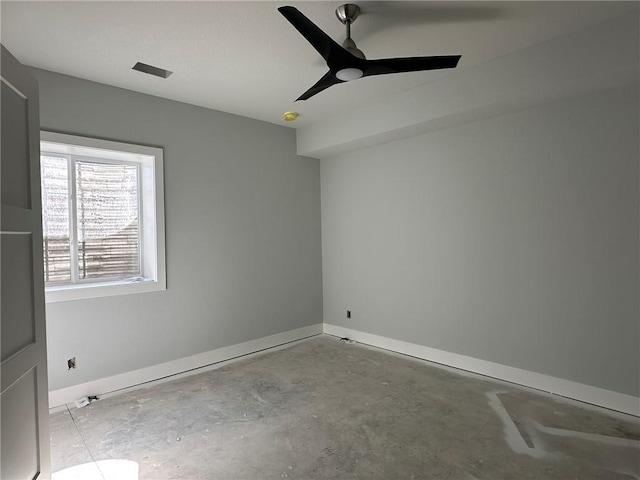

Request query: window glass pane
[
  {"left": 75, "top": 161, "right": 140, "bottom": 280},
  {"left": 41, "top": 155, "right": 71, "bottom": 283}
]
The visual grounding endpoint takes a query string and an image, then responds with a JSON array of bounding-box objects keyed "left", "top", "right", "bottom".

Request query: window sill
[{"left": 45, "top": 278, "right": 165, "bottom": 303}]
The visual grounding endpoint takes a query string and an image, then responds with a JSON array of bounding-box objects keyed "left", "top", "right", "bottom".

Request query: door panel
[
  {"left": 1, "top": 233, "right": 36, "bottom": 362},
  {"left": 1, "top": 367, "right": 40, "bottom": 480},
  {"left": 1, "top": 80, "right": 32, "bottom": 209},
  {"left": 1, "top": 44, "right": 50, "bottom": 480}
]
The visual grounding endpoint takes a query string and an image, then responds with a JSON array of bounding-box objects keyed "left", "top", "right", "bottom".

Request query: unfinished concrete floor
[{"left": 50, "top": 335, "right": 640, "bottom": 480}]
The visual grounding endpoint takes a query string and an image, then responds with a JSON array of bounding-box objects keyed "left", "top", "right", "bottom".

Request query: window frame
[{"left": 40, "top": 131, "right": 166, "bottom": 302}]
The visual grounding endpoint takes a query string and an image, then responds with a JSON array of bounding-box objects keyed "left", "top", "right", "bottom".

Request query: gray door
[{"left": 1, "top": 45, "right": 51, "bottom": 479}]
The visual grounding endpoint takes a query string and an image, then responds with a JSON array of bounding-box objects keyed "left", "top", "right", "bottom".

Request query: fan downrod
[{"left": 335, "top": 4, "right": 365, "bottom": 59}]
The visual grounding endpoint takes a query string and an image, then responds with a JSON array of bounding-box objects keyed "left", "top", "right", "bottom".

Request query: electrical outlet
[
  {"left": 347, "top": 310, "right": 351, "bottom": 319},
  {"left": 67, "top": 357, "right": 76, "bottom": 370}
]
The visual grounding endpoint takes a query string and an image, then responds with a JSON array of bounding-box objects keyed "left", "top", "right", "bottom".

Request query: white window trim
[{"left": 41, "top": 131, "right": 166, "bottom": 302}]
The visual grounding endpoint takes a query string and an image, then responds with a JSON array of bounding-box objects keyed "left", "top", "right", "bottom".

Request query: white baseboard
[
  {"left": 49, "top": 324, "right": 322, "bottom": 408},
  {"left": 324, "top": 323, "right": 640, "bottom": 417},
  {"left": 50, "top": 322, "right": 639, "bottom": 417}
]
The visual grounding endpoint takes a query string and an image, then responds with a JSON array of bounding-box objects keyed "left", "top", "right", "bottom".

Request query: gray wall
[
  {"left": 321, "top": 85, "right": 639, "bottom": 397},
  {"left": 33, "top": 68, "right": 323, "bottom": 392}
]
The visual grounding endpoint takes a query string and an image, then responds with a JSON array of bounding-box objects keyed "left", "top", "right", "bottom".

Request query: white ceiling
[{"left": 1, "top": 1, "right": 637, "bottom": 128}]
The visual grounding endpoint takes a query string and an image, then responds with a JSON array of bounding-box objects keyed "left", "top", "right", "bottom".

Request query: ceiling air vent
[{"left": 132, "top": 62, "right": 173, "bottom": 79}]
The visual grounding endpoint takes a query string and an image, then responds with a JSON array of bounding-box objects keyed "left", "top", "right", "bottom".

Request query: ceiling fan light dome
[{"left": 336, "top": 67, "right": 363, "bottom": 81}]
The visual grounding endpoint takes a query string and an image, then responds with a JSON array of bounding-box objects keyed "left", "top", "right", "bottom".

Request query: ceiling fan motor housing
[{"left": 342, "top": 37, "right": 366, "bottom": 60}]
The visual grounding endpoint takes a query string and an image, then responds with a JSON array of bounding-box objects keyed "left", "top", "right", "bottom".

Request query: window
[{"left": 40, "top": 132, "right": 165, "bottom": 302}]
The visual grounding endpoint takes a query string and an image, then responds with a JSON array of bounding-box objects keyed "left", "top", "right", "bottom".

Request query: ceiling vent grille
[{"left": 132, "top": 62, "right": 173, "bottom": 79}]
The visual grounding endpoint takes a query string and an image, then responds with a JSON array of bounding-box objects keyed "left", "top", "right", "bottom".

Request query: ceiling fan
[{"left": 278, "top": 4, "right": 461, "bottom": 101}]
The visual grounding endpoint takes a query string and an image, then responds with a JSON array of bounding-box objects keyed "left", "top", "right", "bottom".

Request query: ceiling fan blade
[
  {"left": 278, "top": 6, "right": 353, "bottom": 68},
  {"left": 296, "top": 71, "right": 343, "bottom": 101},
  {"left": 363, "top": 55, "right": 461, "bottom": 77}
]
